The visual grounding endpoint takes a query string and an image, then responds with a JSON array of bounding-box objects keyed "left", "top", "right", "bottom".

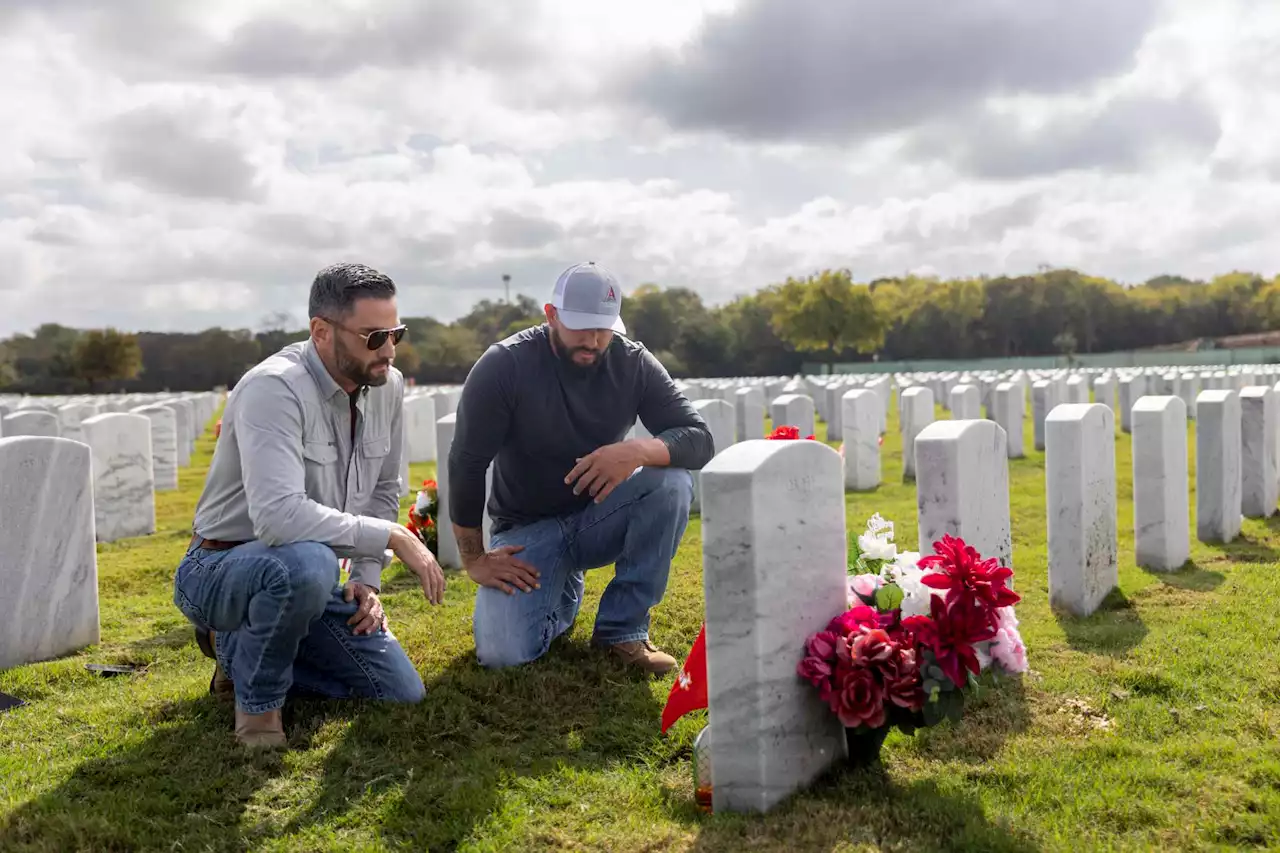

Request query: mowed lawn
[{"left": 3, "top": 399, "right": 1280, "bottom": 852}]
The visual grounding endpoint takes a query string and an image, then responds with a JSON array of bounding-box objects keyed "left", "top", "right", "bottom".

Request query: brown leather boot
[
  {"left": 606, "top": 640, "right": 677, "bottom": 674},
  {"left": 210, "top": 662, "right": 235, "bottom": 704},
  {"left": 234, "top": 707, "right": 287, "bottom": 749}
]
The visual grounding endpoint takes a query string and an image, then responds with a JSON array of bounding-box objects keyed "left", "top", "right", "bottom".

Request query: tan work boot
[
  {"left": 211, "top": 662, "right": 235, "bottom": 705},
  {"left": 234, "top": 707, "right": 287, "bottom": 749},
  {"left": 607, "top": 639, "right": 677, "bottom": 674}
]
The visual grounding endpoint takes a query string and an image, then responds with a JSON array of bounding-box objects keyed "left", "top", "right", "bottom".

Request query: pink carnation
[{"left": 989, "top": 607, "right": 1028, "bottom": 673}]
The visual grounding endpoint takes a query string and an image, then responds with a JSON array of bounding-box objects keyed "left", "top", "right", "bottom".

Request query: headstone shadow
[
  {"left": 683, "top": 759, "right": 1040, "bottom": 852},
  {"left": 277, "top": 642, "right": 664, "bottom": 850},
  {"left": 1140, "top": 561, "right": 1225, "bottom": 592},
  {"left": 0, "top": 696, "right": 288, "bottom": 852},
  {"left": 1214, "top": 532, "right": 1280, "bottom": 565},
  {"left": 1054, "top": 587, "right": 1149, "bottom": 657}
]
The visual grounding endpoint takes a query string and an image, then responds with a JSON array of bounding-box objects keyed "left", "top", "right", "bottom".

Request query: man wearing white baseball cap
[{"left": 448, "top": 261, "right": 714, "bottom": 673}]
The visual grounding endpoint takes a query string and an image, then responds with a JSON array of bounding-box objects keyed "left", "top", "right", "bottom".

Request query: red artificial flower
[
  {"left": 805, "top": 630, "right": 839, "bottom": 661},
  {"left": 805, "top": 435, "right": 817, "bottom": 441},
  {"left": 833, "top": 665, "right": 887, "bottom": 729},
  {"left": 851, "top": 628, "right": 895, "bottom": 666},
  {"left": 828, "top": 604, "right": 879, "bottom": 636},
  {"left": 880, "top": 647, "right": 926, "bottom": 711},
  {"left": 797, "top": 655, "right": 834, "bottom": 691},
  {"left": 767, "top": 425, "right": 801, "bottom": 440},
  {"left": 914, "top": 595, "right": 999, "bottom": 688},
  {"left": 918, "top": 534, "right": 1020, "bottom": 624}
]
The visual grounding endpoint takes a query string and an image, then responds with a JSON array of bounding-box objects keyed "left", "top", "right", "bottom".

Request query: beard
[
  {"left": 335, "top": 336, "right": 391, "bottom": 387},
  {"left": 549, "top": 326, "right": 606, "bottom": 375}
]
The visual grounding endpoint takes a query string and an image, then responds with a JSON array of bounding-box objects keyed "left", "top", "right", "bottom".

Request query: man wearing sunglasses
[
  {"left": 173, "top": 262, "right": 445, "bottom": 749},
  {"left": 449, "top": 262, "right": 714, "bottom": 674}
]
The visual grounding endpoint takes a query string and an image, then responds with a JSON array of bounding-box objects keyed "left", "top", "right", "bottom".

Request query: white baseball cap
[{"left": 549, "top": 261, "right": 627, "bottom": 335}]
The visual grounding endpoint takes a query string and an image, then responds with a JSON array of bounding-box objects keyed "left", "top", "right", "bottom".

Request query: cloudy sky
[{"left": 1, "top": 0, "right": 1276, "bottom": 336}]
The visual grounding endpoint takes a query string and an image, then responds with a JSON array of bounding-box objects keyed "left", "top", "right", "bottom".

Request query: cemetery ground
[{"left": 2, "top": 407, "right": 1280, "bottom": 853}]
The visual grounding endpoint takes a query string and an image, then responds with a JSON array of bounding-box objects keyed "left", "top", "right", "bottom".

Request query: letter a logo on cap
[{"left": 605, "top": 285, "right": 616, "bottom": 303}]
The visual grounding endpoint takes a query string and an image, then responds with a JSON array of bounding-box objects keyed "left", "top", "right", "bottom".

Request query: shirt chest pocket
[
  {"left": 352, "top": 433, "right": 392, "bottom": 503},
  {"left": 301, "top": 438, "right": 340, "bottom": 498}
]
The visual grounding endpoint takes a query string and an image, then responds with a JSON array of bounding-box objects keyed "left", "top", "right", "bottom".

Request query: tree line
[{"left": 2, "top": 268, "right": 1277, "bottom": 394}]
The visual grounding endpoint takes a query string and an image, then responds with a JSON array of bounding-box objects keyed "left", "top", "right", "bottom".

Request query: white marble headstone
[
  {"left": 1239, "top": 386, "right": 1278, "bottom": 519},
  {"left": 949, "top": 384, "right": 981, "bottom": 420},
  {"left": 768, "top": 393, "right": 815, "bottom": 439},
  {"left": 691, "top": 399, "right": 737, "bottom": 514},
  {"left": 82, "top": 413, "right": 157, "bottom": 542},
  {"left": 404, "top": 395, "right": 439, "bottom": 464},
  {"left": 129, "top": 405, "right": 179, "bottom": 492},
  {"left": 434, "top": 413, "right": 463, "bottom": 569},
  {"left": 900, "top": 386, "right": 935, "bottom": 481},
  {"left": 1045, "top": 404, "right": 1118, "bottom": 617},
  {"left": 734, "top": 387, "right": 765, "bottom": 442},
  {"left": 3, "top": 411, "right": 59, "bottom": 438},
  {"left": 840, "top": 389, "right": 881, "bottom": 491},
  {"left": 701, "top": 438, "right": 848, "bottom": 814},
  {"left": 1196, "top": 390, "right": 1242, "bottom": 544},
  {"left": 1131, "top": 396, "right": 1189, "bottom": 572},
  {"left": 0, "top": 437, "right": 100, "bottom": 670},
  {"left": 993, "top": 382, "right": 1025, "bottom": 459},
  {"left": 915, "top": 419, "right": 1012, "bottom": 568}
]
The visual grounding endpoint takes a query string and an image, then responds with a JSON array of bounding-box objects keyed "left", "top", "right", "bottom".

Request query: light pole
[{"left": 502, "top": 273, "right": 511, "bottom": 303}]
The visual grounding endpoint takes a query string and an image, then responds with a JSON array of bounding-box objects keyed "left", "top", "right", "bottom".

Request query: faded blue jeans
[
  {"left": 173, "top": 539, "right": 425, "bottom": 714},
  {"left": 473, "top": 466, "right": 694, "bottom": 668}
]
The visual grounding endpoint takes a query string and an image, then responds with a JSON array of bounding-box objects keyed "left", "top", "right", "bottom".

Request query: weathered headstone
[
  {"left": 1196, "top": 390, "right": 1242, "bottom": 544},
  {"left": 434, "top": 414, "right": 462, "bottom": 568},
  {"left": 949, "top": 384, "right": 981, "bottom": 420},
  {"left": 0, "top": 437, "right": 100, "bottom": 670},
  {"left": 993, "top": 382, "right": 1025, "bottom": 459},
  {"left": 914, "top": 419, "right": 1012, "bottom": 568},
  {"left": 900, "top": 386, "right": 935, "bottom": 481},
  {"left": 1132, "top": 396, "right": 1189, "bottom": 571},
  {"left": 701, "top": 439, "right": 848, "bottom": 814},
  {"left": 130, "top": 405, "right": 179, "bottom": 492},
  {"left": 1093, "top": 375, "right": 1116, "bottom": 415},
  {"left": 82, "top": 413, "right": 156, "bottom": 542},
  {"left": 768, "top": 394, "right": 815, "bottom": 439},
  {"left": 692, "top": 399, "right": 737, "bottom": 513},
  {"left": 840, "top": 389, "right": 881, "bottom": 491},
  {"left": 1045, "top": 404, "right": 1117, "bottom": 616},
  {"left": 734, "top": 387, "right": 765, "bottom": 442},
  {"left": 403, "top": 395, "right": 438, "bottom": 464},
  {"left": 1032, "top": 381, "right": 1052, "bottom": 451},
  {"left": 2, "top": 411, "right": 59, "bottom": 438},
  {"left": 1239, "top": 386, "right": 1278, "bottom": 519},
  {"left": 1117, "top": 376, "right": 1146, "bottom": 434}
]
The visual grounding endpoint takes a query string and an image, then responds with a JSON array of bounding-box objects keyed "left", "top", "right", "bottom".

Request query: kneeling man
[
  {"left": 448, "top": 262, "right": 714, "bottom": 673},
  {"left": 174, "top": 262, "right": 445, "bottom": 748}
]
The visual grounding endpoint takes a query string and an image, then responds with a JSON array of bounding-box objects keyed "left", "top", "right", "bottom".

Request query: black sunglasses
[{"left": 325, "top": 318, "right": 408, "bottom": 350}]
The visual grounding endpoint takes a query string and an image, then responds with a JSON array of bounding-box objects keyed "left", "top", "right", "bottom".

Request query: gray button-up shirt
[{"left": 192, "top": 339, "right": 404, "bottom": 588}]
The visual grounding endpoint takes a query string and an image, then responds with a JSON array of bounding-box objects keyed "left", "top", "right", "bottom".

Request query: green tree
[
  {"left": 393, "top": 339, "right": 422, "bottom": 376},
  {"left": 71, "top": 328, "right": 143, "bottom": 392},
  {"left": 765, "top": 269, "right": 884, "bottom": 371}
]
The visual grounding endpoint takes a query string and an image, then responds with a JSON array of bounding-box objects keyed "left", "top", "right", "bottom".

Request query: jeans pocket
[{"left": 173, "top": 552, "right": 219, "bottom": 628}]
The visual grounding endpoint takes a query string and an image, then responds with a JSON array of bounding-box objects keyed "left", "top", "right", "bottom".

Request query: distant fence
[{"left": 804, "top": 346, "right": 1280, "bottom": 375}]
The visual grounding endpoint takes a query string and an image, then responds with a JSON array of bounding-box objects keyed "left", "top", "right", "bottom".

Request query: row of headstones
[
  {"left": 0, "top": 392, "right": 222, "bottom": 544},
  {"left": 0, "top": 393, "right": 222, "bottom": 670}
]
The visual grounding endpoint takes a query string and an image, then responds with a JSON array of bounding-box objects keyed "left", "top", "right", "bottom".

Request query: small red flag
[{"left": 660, "top": 623, "right": 709, "bottom": 733}]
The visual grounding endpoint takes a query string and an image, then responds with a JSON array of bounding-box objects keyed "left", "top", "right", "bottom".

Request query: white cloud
[{"left": 1, "top": 0, "right": 1279, "bottom": 337}]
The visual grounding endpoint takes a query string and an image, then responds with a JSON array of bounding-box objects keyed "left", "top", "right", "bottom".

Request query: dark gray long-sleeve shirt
[{"left": 448, "top": 324, "right": 714, "bottom": 534}]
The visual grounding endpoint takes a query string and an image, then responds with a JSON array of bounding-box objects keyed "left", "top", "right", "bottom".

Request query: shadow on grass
[
  {"left": 0, "top": 696, "right": 287, "bottom": 852},
  {"left": 1214, "top": 531, "right": 1280, "bottom": 565},
  {"left": 279, "top": 640, "right": 665, "bottom": 849},
  {"left": 1141, "top": 562, "right": 1225, "bottom": 592},
  {"left": 686, "top": 760, "right": 1039, "bottom": 853},
  {"left": 1055, "top": 587, "right": 1149, "bottom": 657}
]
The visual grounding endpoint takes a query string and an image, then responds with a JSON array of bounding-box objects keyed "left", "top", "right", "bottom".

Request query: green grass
[{"left": 3, "top": 401, "right": 1280, "bottom": 852}]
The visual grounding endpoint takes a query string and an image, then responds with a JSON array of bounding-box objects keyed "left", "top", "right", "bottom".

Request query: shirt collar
[{"left": 302, "top": 338, "right": 351, "bottom": 403}]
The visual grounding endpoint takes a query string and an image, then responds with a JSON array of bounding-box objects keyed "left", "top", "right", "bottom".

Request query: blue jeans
[
  {"left": 473, "top": 466, "right": 694, "bottom": 668},
  {"left": 172, "top": 539, "right": 425, "bottom": 714}
]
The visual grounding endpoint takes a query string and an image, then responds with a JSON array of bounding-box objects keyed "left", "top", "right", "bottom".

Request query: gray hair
[{"left": 308, "top": 262, "right": 397, "bottom": 320}]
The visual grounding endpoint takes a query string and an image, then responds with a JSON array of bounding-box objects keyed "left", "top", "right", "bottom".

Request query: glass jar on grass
[{"left": 693, "top": 725, "right": 713, "bottom": 813}]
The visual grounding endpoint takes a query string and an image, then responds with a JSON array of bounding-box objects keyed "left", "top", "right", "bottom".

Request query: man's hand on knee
[
  {"left": 343, "top": 582, "right": 387, "bottom": 635},
  {"left": 464, "top": 544, "right": 541, "bottom": 595},
  {"left": 565, "top": 440, "right": 650, "bottom": 503}
]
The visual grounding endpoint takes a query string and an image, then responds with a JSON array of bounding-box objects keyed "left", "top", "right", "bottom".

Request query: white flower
[
  {"left": 858, "top": 532, "right": 897, "bottom": 562},
  {"left": 864, "top": 513, "right": 894, "bottom": 540}
]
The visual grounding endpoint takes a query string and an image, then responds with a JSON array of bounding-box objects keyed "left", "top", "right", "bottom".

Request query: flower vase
[{"left": 844, "top": 724, "right": 890, "bottom": 767}]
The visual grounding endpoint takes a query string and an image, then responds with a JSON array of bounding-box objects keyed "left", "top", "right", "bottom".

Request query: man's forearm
[
  {"left": 630, "top": 437, "right": 671, "bottom": 467},
  {"left": 455, "top": 525, "right": 486, "bottom": 566}
]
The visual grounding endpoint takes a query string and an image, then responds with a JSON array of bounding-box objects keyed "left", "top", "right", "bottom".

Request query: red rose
[
  {"left": 833, "top": 666, "right": 886, "bottom": 729},
  {"left": 805, "top": 630, "right": 839, "bottom": 661},
  {"left": 797, "top": 655, "right": 833, "bottom": 688},
  {"left": 881, "top": 647, "right": 925, "bottom": 711},
  {"left": 828, "top": 605, "right": 881, "bottom": 636},
  {"left": 851, "top": 628, "right": 895, "bottom": 666}
]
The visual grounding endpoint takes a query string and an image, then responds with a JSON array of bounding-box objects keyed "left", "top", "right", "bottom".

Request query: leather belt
[{"left": 190, "top": 534, "right": 247, "bottom": 552}]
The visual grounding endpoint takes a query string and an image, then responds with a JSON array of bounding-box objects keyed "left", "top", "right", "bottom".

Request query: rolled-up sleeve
[
  {"left": 349, "top": 377, "right": 406, "bottom": 589},
  {"left": 636, "top": 348, "right": 715, "bottom": 470},
  {"left": 234, "top": 375, "right": 398, "bottom": 558}
]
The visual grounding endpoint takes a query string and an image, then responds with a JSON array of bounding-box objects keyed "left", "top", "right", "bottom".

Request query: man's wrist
[{"left": 630, "top": 437, "right": 671, "bottom": 467}]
